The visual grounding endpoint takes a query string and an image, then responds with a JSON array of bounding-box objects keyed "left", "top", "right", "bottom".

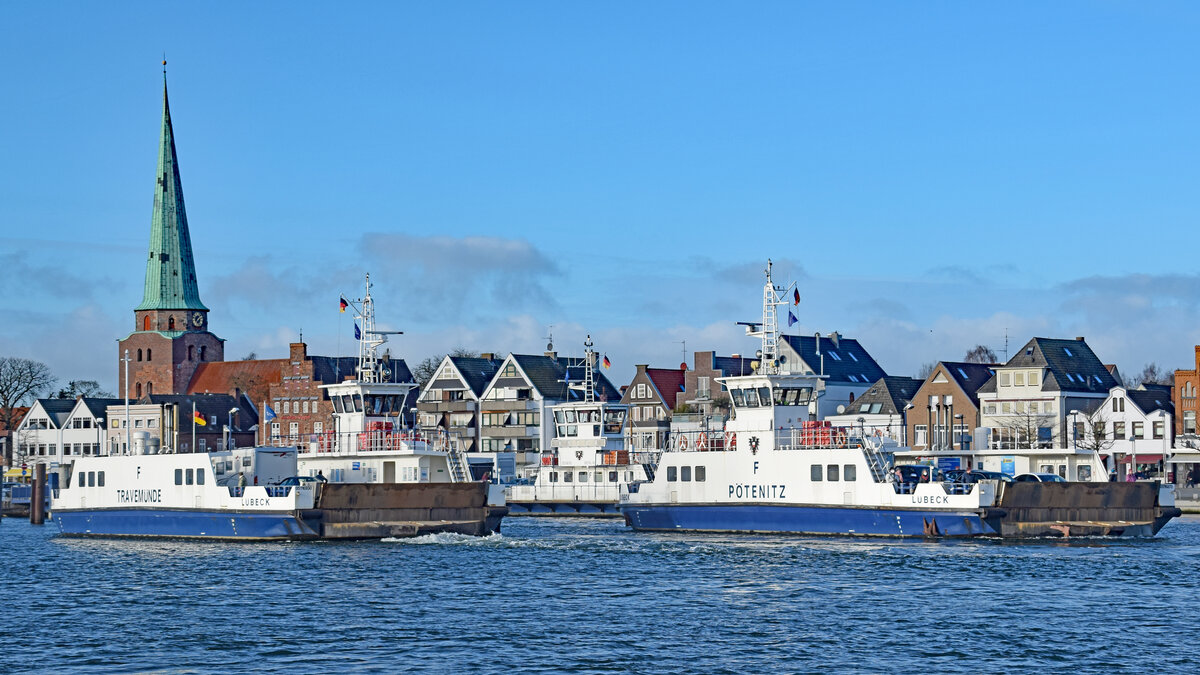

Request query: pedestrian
[
  {"left": 237, "top": 472, "right": 246, "bottom": 489},
  {"left": 316, "top": 469, "right": 327, "bottom": 483}
]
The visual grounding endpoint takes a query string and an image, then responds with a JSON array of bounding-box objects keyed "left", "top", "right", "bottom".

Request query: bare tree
[
  {"left": 449, "top": 347, "right": 479, "bottom": 358},
  {"left": 412, "top": 356, "right": 442, "bottom": 387},
  {"left": 1072, "top": 410, "right": 1116, "bottom": 453},
  {"left": 1131, "top": 363, "right": 1173, "bottom": 388},
  {"left": 916, "top": 362, "right": 937, "bottom": 379},
  {"left": 0, "top": 357, "right": 55, "bottom": 437},
  {"left": 240, "top": 352, "right": 258, "bottom": 361},
  {"left": 54, "top": 380, "right": 113, "bottom": 399},
  {"left": 995, "top": 405, "right": 1058, "bottom": 449},
  {"left": 963, "top": 345, "right": 998, "bottom": 364}
]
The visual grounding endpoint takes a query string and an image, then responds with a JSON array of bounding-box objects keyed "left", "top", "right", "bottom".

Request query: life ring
[
  {"left": 725, "top": 431, "right": 736, "bottom": 449},
  {"left": 697, "top": 433, "right": 708, "bottom": 451},
  {"left": 677, "top": 434, "right": 689, "bottom": 451}
]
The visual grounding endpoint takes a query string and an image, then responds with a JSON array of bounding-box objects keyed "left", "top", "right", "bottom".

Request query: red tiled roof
[
  {"left": 187, "top": 360, "right": 285, "bottom": 405},
  {"left": 646, "top": 367, "right": 686, "bottom": 409}
]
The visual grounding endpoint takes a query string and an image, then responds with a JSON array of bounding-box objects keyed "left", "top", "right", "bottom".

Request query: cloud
[{"left": 0, "top": 251, "right": 122, "bottom": 301}]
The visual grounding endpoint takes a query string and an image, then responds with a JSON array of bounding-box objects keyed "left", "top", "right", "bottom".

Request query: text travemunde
[{"left": 115, "top": 489, "right": 162, "bottom": 504}]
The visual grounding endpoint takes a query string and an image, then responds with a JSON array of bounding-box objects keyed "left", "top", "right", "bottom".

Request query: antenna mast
[
  {"left": 352, "top": 273, "right": 403, "bottom": 383},
  {"left": 583, "top": 335, "right": 596, "bottom": 404},
  {"left": 759, "top": 260, "right": 785, "bottom": 375}
]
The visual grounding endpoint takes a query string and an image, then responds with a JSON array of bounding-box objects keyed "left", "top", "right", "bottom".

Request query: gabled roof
[
  {"left": 978, "top": 337, "right": 1118, "bottom": 394},
  {"left": 645, "top": 367, "right": 686, "bottom": 409},
  {"left": 845, "top": 376, "right": 922, "bottom": 416},
  {"left": 936, "top": 361, "right": 997, "bottom": 407},
  {"left": 31, "top": 399, "right": 77, "bottom": 428},
  {"left": 780, "top": 334, "right": 887, "bottom": 384},
  {"left": 77, "top": 398, "right": 125, "bottom": 422},
  {"left": 449, "top": 356, "right": 504, "bottom": 397},
  {"left": 508, "top": 354, "right": 621, "bottom": 401},
  {"left": 1127, "top": 389, "right": 1174, "bottom": 415}
]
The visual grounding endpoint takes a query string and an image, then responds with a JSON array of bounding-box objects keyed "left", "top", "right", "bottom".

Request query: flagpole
[
  {"left": 191, "top": 400, "right": 196, "bottom": 454},
  {"left": 261, "top": 400, "right": 265, "bottom": 446}
]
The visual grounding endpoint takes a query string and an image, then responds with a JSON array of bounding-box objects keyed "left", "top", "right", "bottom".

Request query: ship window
[
  {"left": 563, "top": 472, "right": 573, "bottom": 483},
  {"left": 196, "top": 468, "right": 205, "bottom": 485},
  {"left": 554, "top": 411, "right": 564, "bottom": 424},
  {"left": 78, "top": 472, "right": 85, "bottom": 487},
  {"left": 827, "top": 464, "right": 839, "bottom": 482},
  {"left": 595, "top": 471, "right": 603, "bottom": 483},
  {"left": 731, "top": 388, "right": 746, "bottom": 407},
  {"left": 579, "top": 472, "right": 588, "bottom": 483},
  {"left": 185, "top": 469, "right": 194, "bottom": 485},
  {"left": 696, "top": 466, "right": 706, "bottom": 482},
  {"left": 353, "top": 395, "right": 363, "bottom": 413},
  {"left": 758, "top": 387, "right": 771, "bottom": 406},
  {"left": 667, "top": 466, "right": 678, "bottom": 482},
  {"left": 609, "top": 471, "right": 618, "bottom": 482},
  {"left": 681, "top": 466, "right": 691, "bottom": 482},
  {"left": 549, "top": 472, "right": 558, "bottom": 483},
  {"left": 843, "top": 465, "right": 856, "bottom": 481},
  {"left": 332, "top": 397, "right": 343, "bottom": 414},
  {"left": 743, "top": 388, "right": 759, "bottom": 408},
  {"left": 565, "top": 410, "right": 577, "bottom": 423},
  {"left": 97, "top": 471, "right": 105, "bottom": 487},
  {"left": 810, "top": 465, "right": 822, "bottom": 481},
  {"left": 175, "top": 469, "right": 183, "bottom": 485},
  {"left": 626, "top": 471, "right": 634, "bottom": 482},
  {"left": 87, "top": 471, "right": 94, "bottom": 487}
]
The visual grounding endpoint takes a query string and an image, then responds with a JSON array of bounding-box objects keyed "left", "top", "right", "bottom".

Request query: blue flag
[
  {"left": 354, "top": 322, "right": 361, "bottom": 340},
  {"left": 788, "top": 311, "right": 798, "bottom": 327},
  {"left": 264, "top": 405, "right": 277, "bottom": 422}
]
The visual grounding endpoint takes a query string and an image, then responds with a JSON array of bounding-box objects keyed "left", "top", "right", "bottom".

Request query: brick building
[
  {"left": 678, "top": 351, "right": 755, "bottom": 416},
  {"left": 621, "top": 365, "right": 686, "bottom": 451},
  {"left": 906, "top": 362, "right": 995, "bottom": 452},
  {"left": 1173, "top": 346, "right": 1200, "bottom": 436},
  {"left": 117, "top": 75, "right": 224, "bottom": 398}
]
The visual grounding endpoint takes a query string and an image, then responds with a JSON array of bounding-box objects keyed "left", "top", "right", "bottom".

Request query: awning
[
  {"left": 3, "top": 467, "right": 31, "bottom": 478},
  {"left": 1117, "top": 454, "right": 1163, "bottom": 464},
  {"left": 1166, "top": 452, "right": 1200, "bottom": 464}
]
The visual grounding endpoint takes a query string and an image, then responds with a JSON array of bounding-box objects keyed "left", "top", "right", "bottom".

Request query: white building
[
  {"left": 825, "top": 376, "right": 922, "bottom": 443},
  {"left": 14, "top": 397, "right": 120, "bottom": 483},
  {"left": 977, "top": 337, "right": 1118, "bottom": 450},
  {"left": 1071, "top": 385, "right": 1173, "bottom": 480}
]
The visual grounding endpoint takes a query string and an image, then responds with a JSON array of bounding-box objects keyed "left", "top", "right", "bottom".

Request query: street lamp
[
  {"left": 1069, "top": 409, "right": 1080, "bottom": 452},
  {"left": 954, "top": 413, "right": 965, "bottom": 452},
  {"left": 857, "top": 416, "right": 866, "bottom": 442},
  {"left": 227, "top": 407, "right": 239, "bottom": 450}
]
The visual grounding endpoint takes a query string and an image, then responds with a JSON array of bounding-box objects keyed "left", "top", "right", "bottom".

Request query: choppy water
[{"left": 4, "top": 515, "right": 1200, "bottom": 673}]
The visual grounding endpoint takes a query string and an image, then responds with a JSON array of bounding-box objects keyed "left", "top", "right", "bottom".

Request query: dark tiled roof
[
  {"left": 511, "top": 354, "right": 621, "bottom": 401},
  {"left": 36, "top": 399, "right": 77, "bottom": 428},
  {"left": 310, "top": 356, "right": 413, "bottom": 385},
  {"left": 712, "top": 356, "right": 755, "bottom": 376},
  {"left": 80, "top": 398, "right": 125, "bottom": 422},
  {"left": 449, "top": 356, "right": 504, "bottom": 397},
  {"left": 978, "top": 338, "right": 1118, "bottom": 394},
  {"left": 938, "top": 361, "right": 997, "bottom": 407},
  {"left": 645, "top": 368, "right": 687, "bottom": 409},
  {"left": 780, "top": 334, "right": 887, "bottom": 384},
  {"left": 144, "top": 393, "right": 259, "bottom": 432},
  {"left": 1128, "top": 389, "right": 1174, "bottom": 415},
  {"left": 845, "top": 376, "right": 922, "bottom": 416}
]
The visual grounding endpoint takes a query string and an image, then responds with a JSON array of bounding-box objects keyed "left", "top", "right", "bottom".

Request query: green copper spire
[{"left": 135, "top": 72, "right": 208, "bottom": 312}]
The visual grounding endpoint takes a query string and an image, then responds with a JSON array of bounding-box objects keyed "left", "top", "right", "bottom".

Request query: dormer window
[{"left": 1064, "top": 347, "right": 1074, "bottom": 357}]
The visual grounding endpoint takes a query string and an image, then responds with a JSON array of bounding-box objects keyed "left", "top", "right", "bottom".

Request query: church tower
[{"left": 118, "top": 68, "right": 224, "bottom": 398}]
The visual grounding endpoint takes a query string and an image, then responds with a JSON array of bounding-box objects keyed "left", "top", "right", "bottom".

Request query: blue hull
[
  {"left": 54, "top": 509, "right": 320, "bottom": 540},
  {"left": 621, "top": 503, "right": 995, "bottom": 537}
]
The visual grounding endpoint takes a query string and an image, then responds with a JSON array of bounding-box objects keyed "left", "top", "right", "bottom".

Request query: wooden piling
[{"left": 30, "top": 464, "right": 46, "bottom": 525}]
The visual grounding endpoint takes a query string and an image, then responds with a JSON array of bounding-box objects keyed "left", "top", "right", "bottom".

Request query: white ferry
[
  {"left": 52, "top": 445, "right": 322, "bottom": 540},
  {"left": 506, "top": 337, "right": 652, "bottom": 515},
  {"left": 620, "top": 262, "right": 1180, "bottom": 538},
  {"left": 51, "top": 275, "right": 506, "bottom": 540}
]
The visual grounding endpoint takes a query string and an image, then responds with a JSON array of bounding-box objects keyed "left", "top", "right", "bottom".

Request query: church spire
[{"left": 135, "top": 66, "right": 207, "bottom": 312}]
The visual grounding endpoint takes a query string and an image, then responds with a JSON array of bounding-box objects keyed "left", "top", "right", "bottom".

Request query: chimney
[
  {"left": 731, "top": 353, "right": 740, "bottom": 359},
  {"left": 544, "top": 351, "right": 557, "bottom": 359},
  {"left": 481, "top": 353, "right": 494, "bottom": 360},
  {"left": 290, "top": 342, "right": 307, "bottom": 361},
  {"left": 1075, "top": 336, "right": 1085, "bottom": 341}
]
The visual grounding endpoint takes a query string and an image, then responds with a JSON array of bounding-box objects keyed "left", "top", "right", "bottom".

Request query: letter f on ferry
[{"left": 753, "top": 461, "right": 759, "bottom": 474}]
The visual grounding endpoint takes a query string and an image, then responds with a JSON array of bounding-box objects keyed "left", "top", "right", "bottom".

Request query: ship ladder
[
  {"left": 862, "top": 437, "right": 889, "bottom": 483},
  {"left": 446, "top": 435, "right": 470, "bottom": 483}
]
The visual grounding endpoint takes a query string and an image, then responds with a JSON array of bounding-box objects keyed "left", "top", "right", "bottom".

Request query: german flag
[
  {"left": 602, "top": 354, "right": 611, "bottom": 369},
  {"left": 339, "top": 297, "right": 348, "bottom": 313},
  {"left": 193, "top": 410, "right": 207, "bottom": 426}
]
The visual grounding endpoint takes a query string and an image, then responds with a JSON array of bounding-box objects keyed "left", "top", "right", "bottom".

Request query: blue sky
[{"left": 3, "top": 2, "right": 1200, "bottom": 393}]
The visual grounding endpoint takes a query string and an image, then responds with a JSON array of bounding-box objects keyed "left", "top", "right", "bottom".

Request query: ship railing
[
  {"left": 507, "top": 482, "right": 625, "bottom": 502},
  {"left": 773, "top": 426, "right": 868, "bottom": 451},
  {"left": 276, "top": 430, "right": 434, "bottom": 455},
  {"left": 668, "top": 430, "right": 733, "bottom": 453}
]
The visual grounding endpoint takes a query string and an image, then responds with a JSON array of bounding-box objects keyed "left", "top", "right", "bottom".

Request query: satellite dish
[{"left": 836, "top": 404, "right": 846, "bottom": 414}]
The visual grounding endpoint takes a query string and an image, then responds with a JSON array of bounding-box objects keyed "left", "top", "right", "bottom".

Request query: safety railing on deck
[{"left": 267, "top": 430, "right": 433, "bottom": 455}]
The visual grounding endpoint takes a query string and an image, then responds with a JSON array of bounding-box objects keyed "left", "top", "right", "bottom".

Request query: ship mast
[
  {"left": 582, "top": 335, "right": 596, "bottom": 404},
  {"left": 353, "top": 273, "right": 403, "bottom": 383},
  {"left": 758, "top": 260, "right": 785, "bottom": 375}
]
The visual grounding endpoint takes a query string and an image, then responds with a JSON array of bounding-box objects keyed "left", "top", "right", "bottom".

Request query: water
[{"left": 4, "top": 515, "right": 1200, "bottom": 673}]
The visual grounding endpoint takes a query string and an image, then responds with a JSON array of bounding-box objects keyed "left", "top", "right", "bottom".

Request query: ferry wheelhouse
[{"left": 507, "top": 337, "right": 652, "bottom": 515}]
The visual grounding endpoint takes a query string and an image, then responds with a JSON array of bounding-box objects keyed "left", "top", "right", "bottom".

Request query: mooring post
[{"left": 30, "top": 464, "right": 46, "bottom": 525}]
